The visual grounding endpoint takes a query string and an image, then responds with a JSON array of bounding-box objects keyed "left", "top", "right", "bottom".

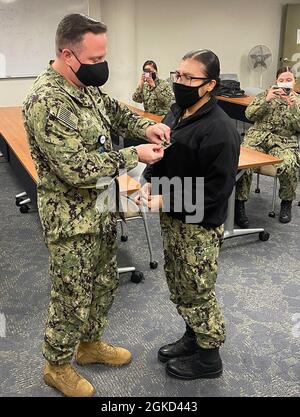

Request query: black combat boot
[
  {"left": 234, "top": 200, "right": 249, "bottom": 228},
  {"left": 158, "top": 324, "right": 200, "bottom": 363},
  {"left": 279, "top": 200, "right": 292, "bottom": 223},
  {"left": 166, "top": 347, "right": 222, "bottom": 380}
]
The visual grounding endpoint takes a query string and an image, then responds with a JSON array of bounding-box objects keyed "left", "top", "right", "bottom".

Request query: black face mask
[
  {"left": 173, "top": 80, "right": 210, "bottom": 109},
  {"left": 70, "top": 50, "right": 109, "bottom": 87}
]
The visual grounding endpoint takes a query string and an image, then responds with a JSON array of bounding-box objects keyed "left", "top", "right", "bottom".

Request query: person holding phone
[
  {"left": 235, "top": 66, "right": 300, "bottom": 226},
  {"left": 132, "top": 60, "right": 173, "bottom": 116}
]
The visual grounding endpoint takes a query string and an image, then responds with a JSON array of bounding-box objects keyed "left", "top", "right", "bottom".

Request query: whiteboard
[{"left": 0, "top": 0, "right": 89, "bottom": 78}]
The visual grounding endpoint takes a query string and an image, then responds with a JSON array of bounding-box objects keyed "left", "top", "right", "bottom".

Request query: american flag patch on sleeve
[{"left": 56, "top": 107, "right": 78, "bottom": 130}]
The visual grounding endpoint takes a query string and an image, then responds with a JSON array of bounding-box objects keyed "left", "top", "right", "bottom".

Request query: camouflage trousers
[
  {"left": 236, "top": 135, "right": 299, "bottom": 201},
  {"left": 43, "top": 221, "right": 118, "bottom": 365},
  {"left": 160, "top": 212, "right": 225, "bottom": 349}
]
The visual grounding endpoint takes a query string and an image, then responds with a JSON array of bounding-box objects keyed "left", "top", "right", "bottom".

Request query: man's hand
[
  {"left": 145, "top": 123, "right": 170, "bottom": 145},
  {"left": 135, "top": 144, "right": 164, "bottom": 164}
]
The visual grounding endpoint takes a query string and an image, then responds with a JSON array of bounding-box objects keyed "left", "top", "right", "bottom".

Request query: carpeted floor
[{"left": 0, "top": 157, "right": 299, "bottom": 397}]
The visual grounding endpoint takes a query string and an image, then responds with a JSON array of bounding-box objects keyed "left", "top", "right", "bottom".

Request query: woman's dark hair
[
  {"left": 56, "top": 14, "right": 107, "bottom": 55},
  {"left": 182, "top": 49, "right": 220, "bottom": 94},
  {"left": 276, "top": 66, "right": 296, "bottom": 79},
  {"left": 143, "top": 60, "right": 158, "bottom": 71}
]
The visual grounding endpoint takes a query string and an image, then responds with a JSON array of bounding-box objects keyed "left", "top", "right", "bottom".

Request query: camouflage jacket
[
  {"left": 23, "top": 63, "right": 153, "bottom": 243},
  {"left": 245, "top": 91, "right": 300, "bottom": 148},
  {"left": 132, "top": 78, "right": 173, "bottom": 115}
]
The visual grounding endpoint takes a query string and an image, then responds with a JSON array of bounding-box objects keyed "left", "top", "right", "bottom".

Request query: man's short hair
[{"left": 56, "top": 13, "right": 107, "bottom": 54}]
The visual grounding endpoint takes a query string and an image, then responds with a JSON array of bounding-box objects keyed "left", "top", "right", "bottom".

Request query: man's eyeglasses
[{"left": 170, "top": 71, "right": 208, "bottom": 86}]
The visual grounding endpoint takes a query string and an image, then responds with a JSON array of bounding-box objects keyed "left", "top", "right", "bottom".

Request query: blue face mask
[{"left": 70, "top": 50, "right": 109, "bottom": 87}]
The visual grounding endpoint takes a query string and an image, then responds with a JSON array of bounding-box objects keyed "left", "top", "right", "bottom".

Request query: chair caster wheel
[
  {"left": 259, "top": 231, "right": 270, "bottom": 241},
  {"left": 121, "top": 235, "right": 128, "bottom": 242},
  {"left": 16, "top": 198, "right": 23, "bottom": 206},
  {"left": 255, "top": 188, "right": 260, "bottom": 193},
  {"left": 20, "top": 205, "right": 29, "bottom": 213},
  {"left": 150, "top": 261, "right": 158, "bottom": 269},
  {"left": 268, "top": 211, "right": 275, "bottom": 218},
  {"left": 131, "top": 271, "right": 144, "bottom": 283}
]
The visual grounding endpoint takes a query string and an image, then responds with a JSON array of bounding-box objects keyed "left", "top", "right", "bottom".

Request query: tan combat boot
[
  {"left": 75, "top": 341, "right": 132, "bottom": 366},
  {"left": 43, "top": 362, "right": 94, "bottom": 397}
]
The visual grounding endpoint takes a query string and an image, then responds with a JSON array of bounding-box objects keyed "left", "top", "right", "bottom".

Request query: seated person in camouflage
[
  {"left": 235, "top": 67, "right": 300, "bottom": 226},
  {"left": 132, "top": 60, "right": 173, "bottom": 116},
  {"left": 22, "top": 14, "right": 170, "bottom": 397}
]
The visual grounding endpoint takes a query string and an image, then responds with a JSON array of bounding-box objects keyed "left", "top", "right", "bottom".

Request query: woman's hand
[
  {"left": 135, "top": 183, "right": 163, "bottom": 211},
  {"left": 266, "top": 86, "right": 284, "bottom": 102},
  {"left": 135, "top": 182, "right": 152, "bottom": 206},
  {"left": 138, "top": 74, "right": 145, "bottom": 88},
  {"left": 146, "top": 195, "right": 163, "bottom": 211},
  {"left": 285, "top": 91, "right": 296, "bottom": 106},
  {"left": 145, "top": 75, "right": 156, "bottom": 88}
]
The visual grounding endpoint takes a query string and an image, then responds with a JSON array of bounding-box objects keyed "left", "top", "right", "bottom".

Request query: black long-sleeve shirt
[{"left": 144, "top": 98, "right": 240, "bottom": 227}]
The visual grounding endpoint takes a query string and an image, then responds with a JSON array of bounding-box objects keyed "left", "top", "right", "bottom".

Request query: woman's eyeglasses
[{"left": 170, "top": 71, "right": 208, "bottom": 86}]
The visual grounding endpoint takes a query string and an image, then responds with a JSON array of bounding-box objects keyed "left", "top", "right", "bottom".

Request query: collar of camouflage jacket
[{"left": 47, "top": 61, "right": 99, "bottom": 107}]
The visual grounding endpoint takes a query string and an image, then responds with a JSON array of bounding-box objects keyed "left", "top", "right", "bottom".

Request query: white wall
[
  {"left": 134, "top": 0, "right": 300, "bottom": 92},
  {"left": 101, "top": 0, "right": 300, "bottom": 102},
  {"left": 0, "top": 0, "right": 101, "bottom": 107},
  {"left": 2, "top": 0, "right": 300, "bottom": 106},
  {"left": 100, "top": 0, "right": 138, "bottom": 105}
]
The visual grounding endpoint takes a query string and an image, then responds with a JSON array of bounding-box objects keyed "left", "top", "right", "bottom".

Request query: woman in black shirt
[{"left": 137, "top": 50, "right": 240, "bottom": 380}]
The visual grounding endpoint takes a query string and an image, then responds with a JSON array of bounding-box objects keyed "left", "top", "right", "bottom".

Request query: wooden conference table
[
  {"left": 0, "top": 107, "right": 141, "bottom": 210},
  {"left": 0, "top": 104, "right": 282, "bottom": 240}
]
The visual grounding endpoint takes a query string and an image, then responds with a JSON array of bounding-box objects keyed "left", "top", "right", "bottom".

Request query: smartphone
[
  {"left": 272, "top": 85, "right": 291, "bottom": 95},
  {"left": 282, "top": 87, "right": 291, "bottom": 96},
  {"left": 143, "top": 72, "right": 151, "bottom": 78},
  {"left": 272, "top": 85, "right": 283, "bottom": 96}
]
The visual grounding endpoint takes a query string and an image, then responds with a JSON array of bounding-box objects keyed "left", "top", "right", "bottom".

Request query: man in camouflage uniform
[
  {"left": 235, "top": 74, "right": 300, "bottom": 227},
  {"left": 22, "top": 14, "right": 169, "bottom": 397},
  {"left": 132, "top": 60, "right": 173, "bottom": 116}
]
